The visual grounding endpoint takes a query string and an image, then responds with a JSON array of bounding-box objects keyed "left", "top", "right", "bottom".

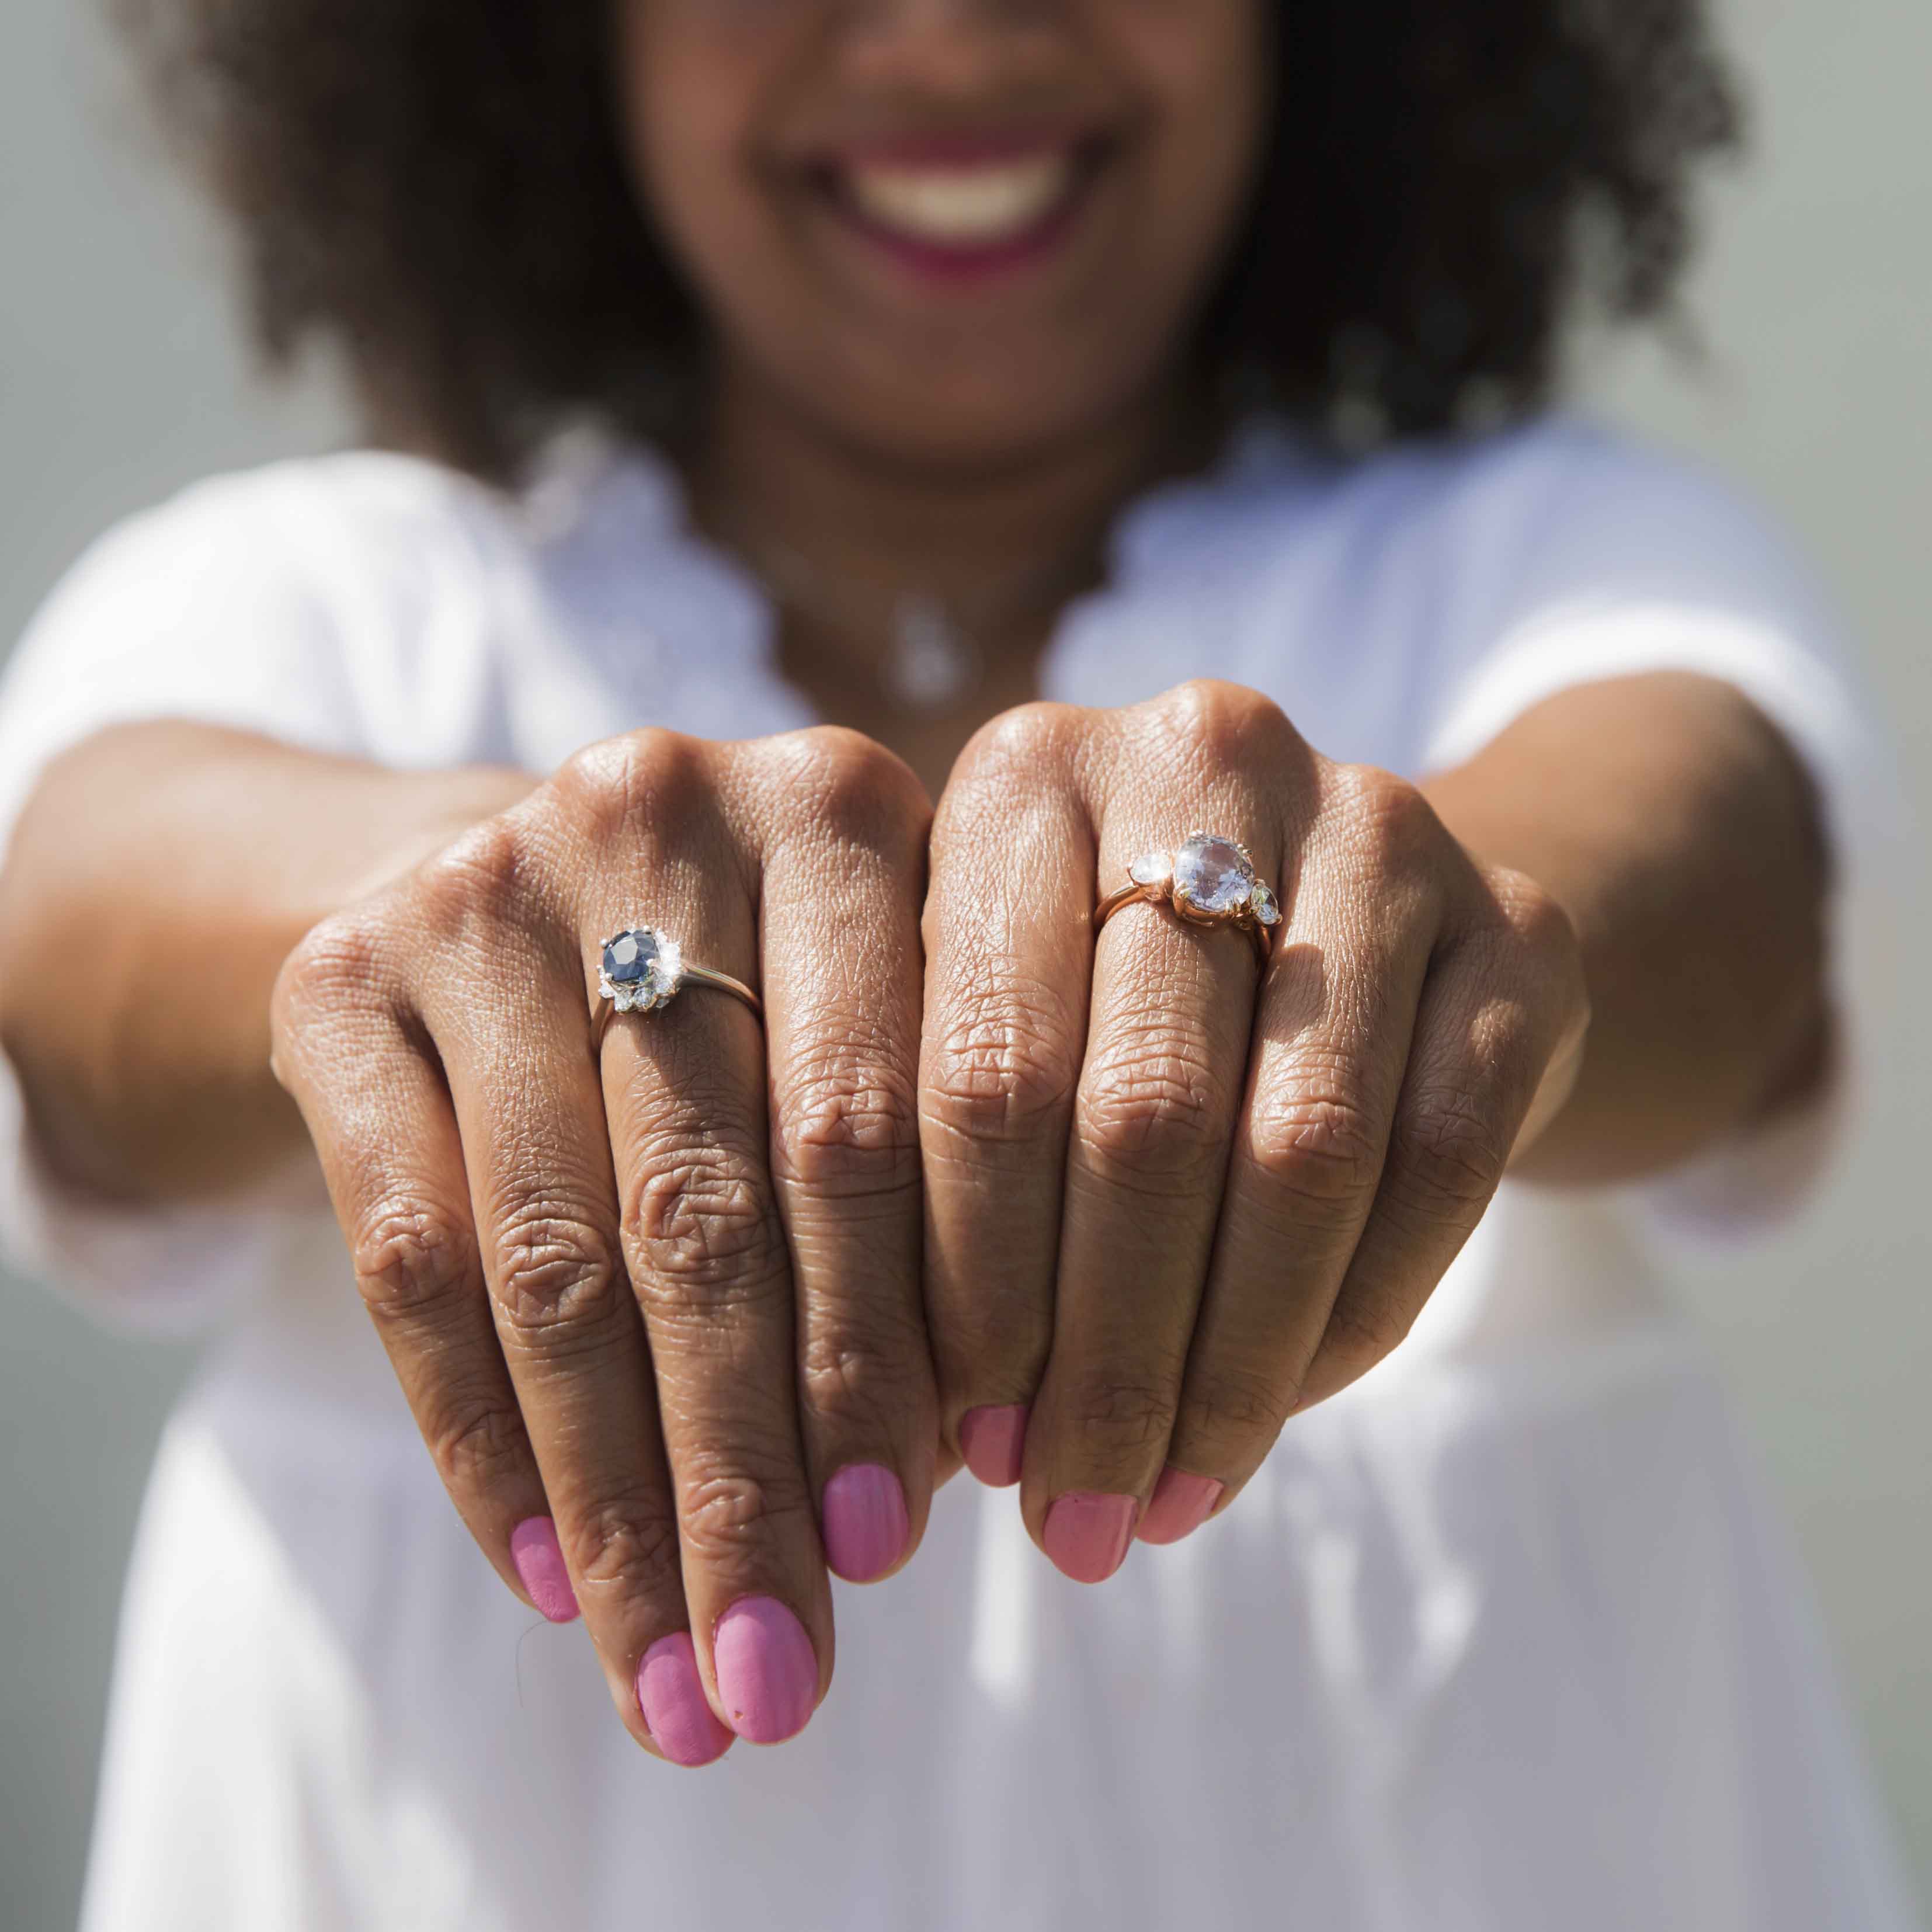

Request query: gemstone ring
[
  {"left": 1094, "top": 833, "right": 1282, "bottom": 966},
  {"left": 592, "top": 926, "right": 762, "bottom": 1051}
]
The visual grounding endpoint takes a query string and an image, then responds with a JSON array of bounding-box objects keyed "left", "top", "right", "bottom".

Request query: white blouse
[{"left": 0, "top": 417, "right": 1916, "bottom": 1931}]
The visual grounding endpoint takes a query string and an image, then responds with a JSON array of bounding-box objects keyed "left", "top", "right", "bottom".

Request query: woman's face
[{"left": 616, "top": 0, "right": 1269, "bottom": 470}]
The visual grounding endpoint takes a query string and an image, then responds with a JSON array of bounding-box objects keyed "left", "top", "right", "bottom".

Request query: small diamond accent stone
[
  {"left": 1128, "top": 850, "right": 1173, "bottom": 889},
  {"left": 1172, "top": 835, "right": 1255, "bottom": 915},
  {"left": 1250, "top": 882, "right": 1281, "bottom": 927},
  {"left": 600, "top": 928, "right": 681, "bottom": 1013}
]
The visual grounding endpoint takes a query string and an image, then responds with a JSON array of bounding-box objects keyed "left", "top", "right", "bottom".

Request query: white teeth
[{"left": 844, "top": 155, "right": 1073, "bottom": 247}]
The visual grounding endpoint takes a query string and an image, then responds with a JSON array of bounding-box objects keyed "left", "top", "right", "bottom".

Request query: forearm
[
  {"left": 0, "top": 722, "right": 533, "bottom": 1202},
  {"left": 1423, "top": 672, "right": 1830, "bottom": 1184}
]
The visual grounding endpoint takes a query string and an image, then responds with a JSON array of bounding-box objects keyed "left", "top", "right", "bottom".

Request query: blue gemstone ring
[{"left": 593, "top": 926, "right": 762, "bottom": 1050}]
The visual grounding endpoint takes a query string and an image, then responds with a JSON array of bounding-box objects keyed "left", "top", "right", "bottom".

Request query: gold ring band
[{"left": 1094, "top": 834, "right": 1281, "bottom": 967}]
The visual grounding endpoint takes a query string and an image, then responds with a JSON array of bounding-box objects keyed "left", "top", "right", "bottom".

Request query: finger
[
  {"left": 273, "top": 926, "right": 568, "bottom": 1623},
  {"left": 1295, "top": 898, "right": 1576, "bottom": 1411},
  {"left": 1152, "top": 784, "right": 1441, "bottom": 1539},
  {"left": 1152, "top": 776, "right": 1443, "bottom": 1535},
  {"left": 412, "top": 833, "right": 735, "bottom": 1769},
  {"left": 1023, "top": 697, "right": 1285, "bottom": 1579},
  {"left": 592, "top": 741, "right": 832, "bottom": 1747},
  {"left": 749, "top": 734, "right": 934, "bottom": 1583},
  {"left": 919, "top": 707, "right": 1095, "bottom": 1488}
]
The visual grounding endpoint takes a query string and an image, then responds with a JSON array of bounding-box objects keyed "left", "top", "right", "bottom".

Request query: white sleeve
[
  {"left": 1417, "top": 426, "right": 1902, "bottom": 1249},
  {"left": 0, "top": 472, "right": 371, "bottom": 1333}
]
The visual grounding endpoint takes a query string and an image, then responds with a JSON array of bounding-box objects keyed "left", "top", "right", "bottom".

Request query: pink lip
[{"left": 804, "top": 131, "right": 1110, "bottom": 287}]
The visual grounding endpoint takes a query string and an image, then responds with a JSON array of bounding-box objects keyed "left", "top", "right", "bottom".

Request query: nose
[{"left": 838, "top": 0, "right": 1068, "bottom": 85}]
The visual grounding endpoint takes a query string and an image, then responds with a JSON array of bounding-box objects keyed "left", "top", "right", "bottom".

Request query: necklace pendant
[{"left": 885, "top": 593, "right": 981, "bottom": 712}]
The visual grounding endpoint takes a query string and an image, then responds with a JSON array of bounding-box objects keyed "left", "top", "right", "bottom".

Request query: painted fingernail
[
  {"left": 509, "top": 1516, "right": 579, "bottom": 1624},
  {"left": 1042, "top": 1492, "right": 1137, "bottom": 1584},
  {"left": 713, "top": 1596, "right": 819, "bottom": 1743},
  {"left": 637, "top": 1633, "right": 734, "bottom": 1768},
  {"left": 1137, "top": 1467, "right": 1224, "bottom": 1547},
  {"left": 821, "top": 1463, "right": 909, "bottom": 1583},
  {"left": 959, "top": 1404, "right": 1028, "bottom": 1488}
]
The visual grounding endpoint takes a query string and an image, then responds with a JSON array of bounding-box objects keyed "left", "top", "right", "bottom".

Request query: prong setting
[{"left": 1097, "top": 833, "right": 1280, "bottom": 961}]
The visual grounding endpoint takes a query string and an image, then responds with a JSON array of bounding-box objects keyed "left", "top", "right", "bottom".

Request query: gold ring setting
[
  {"left": 593, "top": 926, "right": 762, "bottom": 1050},
  {"left": 1094, "top": 833, "right": 1282, "bottom": 965}
]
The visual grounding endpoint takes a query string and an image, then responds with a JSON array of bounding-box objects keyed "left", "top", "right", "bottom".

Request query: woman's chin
[{"left": 761, "top": 342, "right": 1178, "bottom": 479}]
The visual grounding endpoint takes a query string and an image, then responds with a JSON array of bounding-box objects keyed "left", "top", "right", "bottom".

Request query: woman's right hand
[{"left": 270, "top": 726, "right": 935, "bottom": 1766}]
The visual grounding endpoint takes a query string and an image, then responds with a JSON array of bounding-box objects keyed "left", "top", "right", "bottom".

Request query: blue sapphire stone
[{"left": 603, "top": 929, "right": 658, "bottom": 986}]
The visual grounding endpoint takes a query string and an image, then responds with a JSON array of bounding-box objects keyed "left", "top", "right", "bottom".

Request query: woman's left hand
[{"left": 918, "top": 680, "right": 1590, "bottom": 1577}]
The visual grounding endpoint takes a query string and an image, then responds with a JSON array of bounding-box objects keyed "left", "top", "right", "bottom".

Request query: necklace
[{"left": 731, "top": 533, "right": 1105, "bottom": 716}]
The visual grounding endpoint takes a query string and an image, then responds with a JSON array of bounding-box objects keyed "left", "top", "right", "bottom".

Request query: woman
[{"left": 0, "top": 1, "right": 1914, "bottom": 1926}]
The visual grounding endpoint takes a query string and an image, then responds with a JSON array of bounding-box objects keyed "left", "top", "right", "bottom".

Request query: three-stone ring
[
  {"left": 1094, "top": 833, "right": 1282, "bottom": 966},
  {"left": 592, "top": 926, "right": 763, "bottom": 1051}
]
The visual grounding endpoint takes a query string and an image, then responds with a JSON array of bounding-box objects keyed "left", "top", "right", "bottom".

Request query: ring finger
[
  {"left": 593, "top": 791, "right": 833, "bottom": 1749},
  {"left": 1154, "top": 780, "right": 1443, "bottom": 1532},
  {"left": 1022, "top": 775, "right": 1281, "bottom": 1576}
]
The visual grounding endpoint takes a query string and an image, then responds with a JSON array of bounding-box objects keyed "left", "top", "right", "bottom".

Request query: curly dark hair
[{"left": 117, "top": 0, "right": 1739, "bottom": 480}]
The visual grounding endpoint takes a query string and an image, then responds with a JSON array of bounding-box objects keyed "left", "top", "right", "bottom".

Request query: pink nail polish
[
  {"left": 1043, "top": 1492, "right": 1137, "bottom": 1583},
  {"left": 959, "top": 1404, "right": 1028, "bottom": 1488},
  {"left": 713, "top": 1596, "right": 818, "bottom": 1743},
  {"left": 1137, "top": 1467, "right": 1224, "bottom": 1547},
  {"left": 509, "top": 1517, "right": 580, "bottom": 1624},
  {"left": 637, "top": 1632, "right": 734, "bottom": 1768},
  {"left": 821, "top": 1463, "right": 909, "bottom": 1583}
]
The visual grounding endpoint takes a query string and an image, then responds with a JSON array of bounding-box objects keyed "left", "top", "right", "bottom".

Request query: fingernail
[
  {"left": 509, "top": 1516, "right": 579, "bottom": 1624},
  {"left": 713, "top": 1596, "right": 818, "bottom": 1743},
  {"left": 959, "top": 1404, "right": 1028, "bottom": 1488},
  {"left": 1137, "top": 1467, "right": 1224, "bottom": 1547},
  {"left": 1042, "top": 1492, "right": 1137, "bottom": 1584},
  {"left": 637, "top": 1632, "right": 734, "bottom": 1768},
  {"left": 821, "top": 1463, "right": 910, "bottom": 1583}
]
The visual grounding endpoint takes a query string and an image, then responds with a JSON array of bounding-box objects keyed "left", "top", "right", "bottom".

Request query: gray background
[{"left": 1, "top": 0, "right": 1926, "bottom": 1924}]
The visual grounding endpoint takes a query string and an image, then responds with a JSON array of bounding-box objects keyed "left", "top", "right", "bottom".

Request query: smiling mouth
[{"left": 808, "top": 137, "right": 1108, "bottom": 274}]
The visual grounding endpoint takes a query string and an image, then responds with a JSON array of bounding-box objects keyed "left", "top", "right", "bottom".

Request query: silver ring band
[{"left": 593, "top": 926, "right": 761, "bottom": 1051}]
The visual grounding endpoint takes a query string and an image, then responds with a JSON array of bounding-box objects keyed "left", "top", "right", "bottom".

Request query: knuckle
[
  {"left": 955, "top": 701, "right": 1078, "bottom": 784},
  {"left": 675, "top": 1456, "right": 817, "bottom": 1568},
  {"left": 765, "top": 727, "right": 928, "bottom": 845},
  {"left": 408, "top": 815, "right": 560, "bottom": 947},
  {"left": 557, "top": 729, "right": 711, "bottom": 847},
  {"left": 929, "top": 1284, "right": 1048, "bottom": 1392},
  {"left": 1148, "top": 677, "right": 1294, "bottom": 762},
  {"left": 1059, "top": 1376, "right": 1179, "bottom": 1459},
  {"left": 567, "top": 1489, "right": 684, "bottom": 1601},
  {"left": 1319, "top": 1295, "right": 1416, "bottom": 1381},
  {"left": 798, "top": 1308, "right": 933, "bottom": 1434},
  {"left": 771, "top": 1040, "right": 922, "bottom": 1201},
  {"left": 489, "top": 1202, "right": 627, "bottom": 1340},
  {"left": 1389, "top": 1086, "right": 1507, "bottom": 1222},
  {"left": 1078, "top": 1027, "right": 1225, "bottom": 1184},
  {"left": 1245, "top": 1085, "right": 1385, "bottom": 1214},
  {"left": 1489, "top": 866, "right": 1586, "bottom": 992},
  {"left": 428, "top": 1393, "right": 533, "bottom": 1499},
  {"left": 273, "top": 913, "right": 391, "bottom": 1047},
  {"left": 350, "top": 1196, "right": 478, "bottom": 1327},
  {"left": 1328, "top": 765, "right": 1443, "bottom": 875},
  {"left": 623, "top": 1140, "right": 788, "bottom": 1307},
  {"left": 922, "top": 982, "right": 1080, "bottom": 1152},
  {"left": 1186, "top": 1363, "right": 1298, "bottom": 1445}
]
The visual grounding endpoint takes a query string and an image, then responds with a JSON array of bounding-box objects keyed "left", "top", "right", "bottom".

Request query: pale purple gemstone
[{"left": 1173, "top": 836, "right": 1253, "bottom": 914}]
